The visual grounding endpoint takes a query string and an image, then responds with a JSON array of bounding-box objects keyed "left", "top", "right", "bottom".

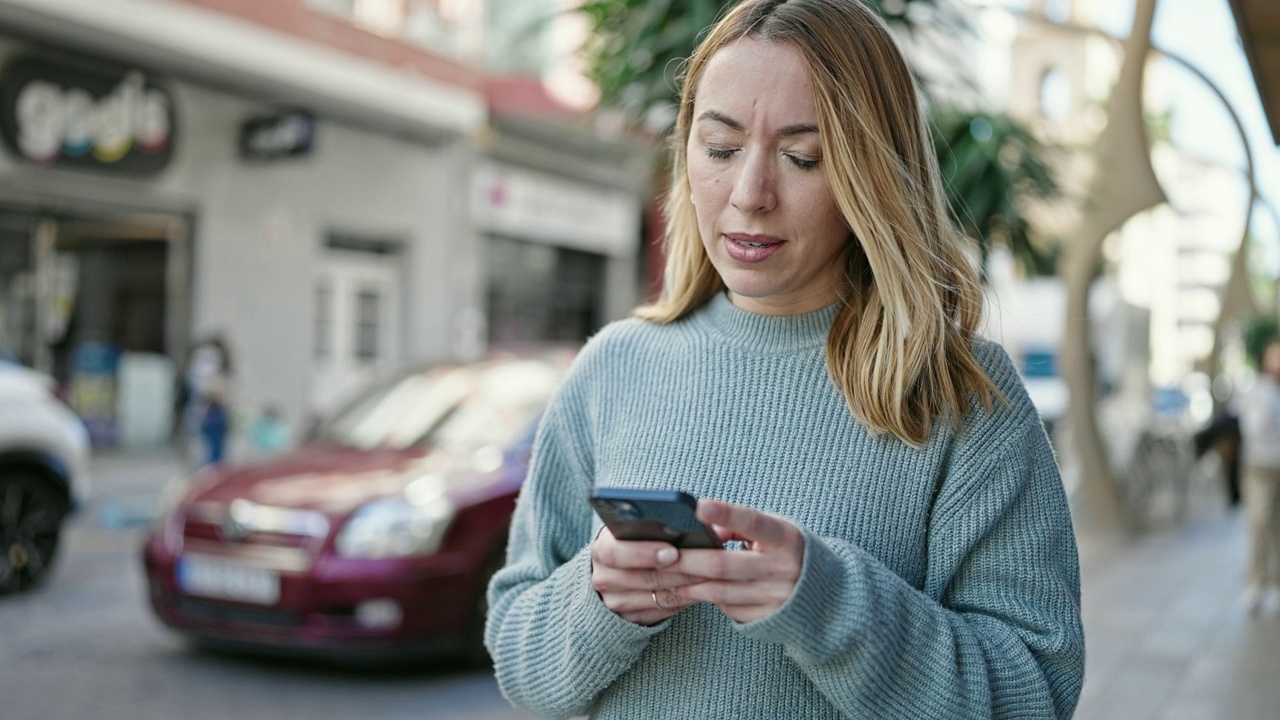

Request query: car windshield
[{"left": 311, "top": 359, "right": 561, "bottom": 453}]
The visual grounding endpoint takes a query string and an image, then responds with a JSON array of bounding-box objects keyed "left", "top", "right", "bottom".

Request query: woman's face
[
  {"left": 686, "top": 37, "right": 850, "bottom": 316},
  {"left": 1265, "top": 342, "right": 1280, "bottom": 378}
]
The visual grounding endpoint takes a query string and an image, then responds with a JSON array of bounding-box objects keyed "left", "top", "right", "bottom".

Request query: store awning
[
  {"left": 0, "top": 0, "right": 487, "bottom": 143},
  {"left": 1229, "top": 0, "right": 1280, "bottom": 144}
]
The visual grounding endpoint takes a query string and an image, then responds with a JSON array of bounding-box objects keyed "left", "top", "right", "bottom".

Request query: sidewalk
[
  {"left": 1072, "top": 493, "right": 1280, "bottom": 720},
  {"left": 81, "top": 449, "right": 1280, "bottom": 719}
]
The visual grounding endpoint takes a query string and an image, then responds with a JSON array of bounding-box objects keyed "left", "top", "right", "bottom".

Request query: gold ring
[{"left": 652, "top": 590, "right": 667, "bottom": 610}]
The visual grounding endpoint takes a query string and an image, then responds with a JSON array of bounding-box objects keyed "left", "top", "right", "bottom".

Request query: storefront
[
  {"left": 0, "top": 31, "right": 484, "bottom": 448},
  {"left": 0, "top": 46, "right": 193, "bottom": 446},
  {"left": 471, "top": 155, "right": 645, "bottom": 348}
]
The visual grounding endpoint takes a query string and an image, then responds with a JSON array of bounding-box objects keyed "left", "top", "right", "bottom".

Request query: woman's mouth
[{"left": 723, "top": 233, "right": 786, "bottom": 263}]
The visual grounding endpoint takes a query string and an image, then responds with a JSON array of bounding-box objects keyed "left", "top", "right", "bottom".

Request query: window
[
  {"left": 314, "top": 281, "right": 332, "bottom": 360},
  {"left": 486, "top": 236, "right": 605, "bottom": 345},
  {"left": 309, "top": 0, "right": 405, "bottom": 37},
  {"left": 308, "top": 0, "right": 357, "bottom": 19},
  {"left": 355, "top": 289, "right": 381, "bottom": 362},
  {"left": 1039, "top": 68, "right": 1071, "bottom": 121},
  {"left": 1044, "top": 0, "right": 1071, "bottom": 24},
  {"left": 482, "top": 0, "right": 556, "bottom": 74}
]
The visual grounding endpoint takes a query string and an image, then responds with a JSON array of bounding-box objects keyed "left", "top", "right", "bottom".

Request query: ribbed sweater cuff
[
  {"left": 566, "top": 548, "right": 669, "bottom": 654},
  {"left": 734, "top": 527, "right": 865, "bottom": 664}
]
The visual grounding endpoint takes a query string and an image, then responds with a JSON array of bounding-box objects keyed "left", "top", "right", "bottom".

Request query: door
[{"left": 313, "top": 246, "right": 402, "bottom": 413}]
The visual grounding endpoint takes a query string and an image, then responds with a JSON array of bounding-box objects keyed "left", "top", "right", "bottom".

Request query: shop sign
[
  {"left": 239, "top": 110, "right": 316, "bottom": 161},
  {"left": 0, "top": 53, "right": 175, "bottom": 175},
  {"left": 472, "top": 161, "right": 639, "bottom": 258}
]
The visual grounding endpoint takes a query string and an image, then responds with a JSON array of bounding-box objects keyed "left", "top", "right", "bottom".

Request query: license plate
[{"left": 177, "top": 555, "right": 280, "bottom": 605}]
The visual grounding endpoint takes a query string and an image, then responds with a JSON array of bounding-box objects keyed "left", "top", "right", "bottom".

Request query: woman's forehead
[{"left": 693, "top": 38, "right": 817, "bottom": 129}]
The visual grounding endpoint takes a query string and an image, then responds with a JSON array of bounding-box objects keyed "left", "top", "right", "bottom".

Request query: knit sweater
[{"left": 485, "top": 292, "right": 1084, "bottom": 719}]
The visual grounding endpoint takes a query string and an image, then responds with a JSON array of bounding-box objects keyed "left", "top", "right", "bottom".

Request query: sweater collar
[{"left": 695, "top": 291, "right": 840, "bottom": 353}]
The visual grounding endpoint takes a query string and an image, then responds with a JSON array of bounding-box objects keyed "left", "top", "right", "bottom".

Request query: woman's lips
[{"left": 723, "top": 233, "right": 785, "bottom": 263}]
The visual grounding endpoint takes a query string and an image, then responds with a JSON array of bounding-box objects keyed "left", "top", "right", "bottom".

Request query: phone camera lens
[{"left": 614, "top": 501, "right": 641, "bottom": 521}]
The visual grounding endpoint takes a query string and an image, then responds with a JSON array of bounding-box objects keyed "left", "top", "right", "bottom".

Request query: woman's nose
[{"left": 729, "top": 151, "right": 777, "bottom": 214}]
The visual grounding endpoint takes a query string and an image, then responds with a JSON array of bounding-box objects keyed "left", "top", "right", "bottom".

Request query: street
[
  {"left": 7, "top": 450, "right": 1280, "bottom": 719},
  {"left": 0, "top": 452, "right": 535, "bottom": 720}
]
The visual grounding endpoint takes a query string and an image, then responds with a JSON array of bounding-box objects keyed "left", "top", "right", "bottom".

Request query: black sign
[
  {"left": 0, "top": 52, "right": 175, "bottom": 175},
  {"left": 239, "top": 110, "right": 315, "bottom": 161}
]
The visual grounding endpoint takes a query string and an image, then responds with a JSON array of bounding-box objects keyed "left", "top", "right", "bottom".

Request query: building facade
[{"left": 0, "top": 0, "right": 650, "bottom": 451}]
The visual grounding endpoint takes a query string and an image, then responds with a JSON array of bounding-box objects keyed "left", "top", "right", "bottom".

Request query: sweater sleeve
[
  {"left": 736, "top": 421, "right": 1085, "bottom": 719},
  {"left": 484, "top": 363, "right": 664, "bottom": 718}
]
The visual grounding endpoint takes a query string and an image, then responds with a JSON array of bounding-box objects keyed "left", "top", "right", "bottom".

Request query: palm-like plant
[{"left": 933, "top": 111, "right": 1061, "bottom": 275}]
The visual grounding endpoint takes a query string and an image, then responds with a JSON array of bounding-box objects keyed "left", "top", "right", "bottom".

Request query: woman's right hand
[{"left": 590, "top": 528, "right": 702, "bottom": 625}]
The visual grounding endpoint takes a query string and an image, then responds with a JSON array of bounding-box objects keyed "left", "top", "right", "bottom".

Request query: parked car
[
  {"left": 0, "top": 359, "right": 91, "bottom": 595},
  {"left": 142, "top": 348, "right": 576, "bottom": 665}
]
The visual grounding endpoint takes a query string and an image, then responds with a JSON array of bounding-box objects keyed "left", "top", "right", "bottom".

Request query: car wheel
[
  {"left": 462, "top": 540, "right": 506, "bottom": 668},
  {"left": 0, "top": 473, "right": 69, "bottom": 595}
]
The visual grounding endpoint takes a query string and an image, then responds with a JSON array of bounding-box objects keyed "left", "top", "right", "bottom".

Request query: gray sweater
[{"left": 486, "top": 292, "right": 1084, "bottom": 719}]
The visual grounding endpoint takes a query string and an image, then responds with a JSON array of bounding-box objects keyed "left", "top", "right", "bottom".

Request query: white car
[{"left": 0, "top": 361, "right": 91, "bottom": 594}]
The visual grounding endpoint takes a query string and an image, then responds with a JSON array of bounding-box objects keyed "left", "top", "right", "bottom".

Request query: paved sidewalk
[
  {"left": 80, "top": 449, "right": 1280, "bottom": 719},
  {"left": 1072, "top": 498, "right": 1280, "bottom": 720},
  {"left": 1054, "top": 398, "right": 1280, "bottom": 719}
]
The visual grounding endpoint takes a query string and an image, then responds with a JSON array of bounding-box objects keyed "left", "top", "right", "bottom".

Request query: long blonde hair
[{"left": 635, "top": 0, "right": 998, "bottom": 446}]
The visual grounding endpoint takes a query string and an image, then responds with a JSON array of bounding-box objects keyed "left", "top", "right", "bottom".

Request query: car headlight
[{"left": 334, "top": 488, "right": 455, "bottom": 559}]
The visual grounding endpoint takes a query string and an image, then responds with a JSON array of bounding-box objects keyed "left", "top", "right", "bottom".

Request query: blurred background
[{"left": 0, "top": 0, "right": 1278, "bottom": 718}]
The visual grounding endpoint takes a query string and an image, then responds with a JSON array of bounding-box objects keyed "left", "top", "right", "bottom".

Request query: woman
[
  {"left": 1239, "top": 338, "right": 1280, "bottom": 615},
  {"left": 486, "top": 1, "right": 1084, "bottom": 717}
]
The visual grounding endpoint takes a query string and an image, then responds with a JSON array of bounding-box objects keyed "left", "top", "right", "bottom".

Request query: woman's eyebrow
[{"left": 696, "top": 109, "right": 818, "bottom": 137}]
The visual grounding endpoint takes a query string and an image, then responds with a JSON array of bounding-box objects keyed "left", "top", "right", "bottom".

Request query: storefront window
[{"left": 486, "top": 236, "right": 604, "bottom": 345}]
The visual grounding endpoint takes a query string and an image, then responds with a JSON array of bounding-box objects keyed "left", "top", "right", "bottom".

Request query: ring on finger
[{"left": 652, "top": 590, "right": 668, "bottom": 610}]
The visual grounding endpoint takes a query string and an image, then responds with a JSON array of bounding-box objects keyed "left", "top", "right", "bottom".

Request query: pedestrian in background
[
  {"left": 249, "top": 404, "right": 291, "bottom": 457},
  {"left": 1238, "top": 337, "right": 1280, "bottom": 615},
  {"left": 485, "top": 1, "right": 1084, "bottom": 718},
  {"left": 200, "top": 383, "right": 230, "bottom": 465},
  {"left": 182, "top": 335, "right": 234, "bottom": 467}
]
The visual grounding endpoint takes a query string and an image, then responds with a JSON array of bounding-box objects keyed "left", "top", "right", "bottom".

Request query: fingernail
[{"left": 656, "top": 547, "right": 678, "bottom": 565}]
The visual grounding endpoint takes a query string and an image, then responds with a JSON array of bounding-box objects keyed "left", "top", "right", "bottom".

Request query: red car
[{"left": 142, "top": 349, "right": 575, "bottom": 665}]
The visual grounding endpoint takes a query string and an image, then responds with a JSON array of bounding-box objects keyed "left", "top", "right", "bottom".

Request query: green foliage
[
  {"left": 931, "top": 112, "right": 1061, "bottom": 275},
  {"left": 575, "top": 0, "right": 718, "bottom": 124},
  {"left": 575, "top": 0, "right": 964, "bottom": 128},
  {"left": 1243, "top": 315, "right": 1280, "bottom": 368}
]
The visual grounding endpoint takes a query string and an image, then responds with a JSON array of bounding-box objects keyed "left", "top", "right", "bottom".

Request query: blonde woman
[
  {"left": 1239, "top": 338, "right": 1280, "bottom": 615},
  {"left": 486, "top": 0, "right": 1084, "bottom": 717}
]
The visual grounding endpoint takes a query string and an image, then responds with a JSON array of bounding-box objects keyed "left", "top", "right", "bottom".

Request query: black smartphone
[{"left": 589, "top": 487, "right": 722, "bottom": 549}]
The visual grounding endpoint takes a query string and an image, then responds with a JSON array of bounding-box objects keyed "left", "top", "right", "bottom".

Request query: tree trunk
[{"left": 1060, "top": 0, "right": 1165, "bottom": 532}]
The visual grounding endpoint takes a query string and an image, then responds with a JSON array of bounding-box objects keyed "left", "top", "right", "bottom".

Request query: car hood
[{"left": 185, "top": 445, "right": 453, "bottom": 516}]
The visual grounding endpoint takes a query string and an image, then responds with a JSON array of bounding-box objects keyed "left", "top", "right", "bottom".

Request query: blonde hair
[{"left": 635, "top": 0, "right": 998, "bottom": 446}]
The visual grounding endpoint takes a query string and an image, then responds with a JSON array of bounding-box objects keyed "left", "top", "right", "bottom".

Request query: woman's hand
[
  {"left": 669, "top": 498, "right": 805, "bottom": 623},
  {"left": 590, "top": 528, "right": 703, "bottom": 626}
]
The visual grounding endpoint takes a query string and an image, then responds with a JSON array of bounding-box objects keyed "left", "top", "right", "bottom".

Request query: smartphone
[{"left": 589, "top": 487, "right": 722, "bottom": 549}]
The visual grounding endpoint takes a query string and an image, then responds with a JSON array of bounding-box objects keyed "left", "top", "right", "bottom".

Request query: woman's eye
[
  {"left": 787, "top": 155, "right": 819, "bottom": 171},
  {"left": 706, "top": 147, "right": 736, "bottom": 160}
]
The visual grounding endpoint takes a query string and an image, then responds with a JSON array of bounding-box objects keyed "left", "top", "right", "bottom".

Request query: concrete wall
[{"left": 180, "top": 85, "right": 469, "bottom": 429}]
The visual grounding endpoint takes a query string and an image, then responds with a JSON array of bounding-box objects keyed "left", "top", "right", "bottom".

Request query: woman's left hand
[{"left": 668, "top": 498, "right": 805, "bottom": 623}]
